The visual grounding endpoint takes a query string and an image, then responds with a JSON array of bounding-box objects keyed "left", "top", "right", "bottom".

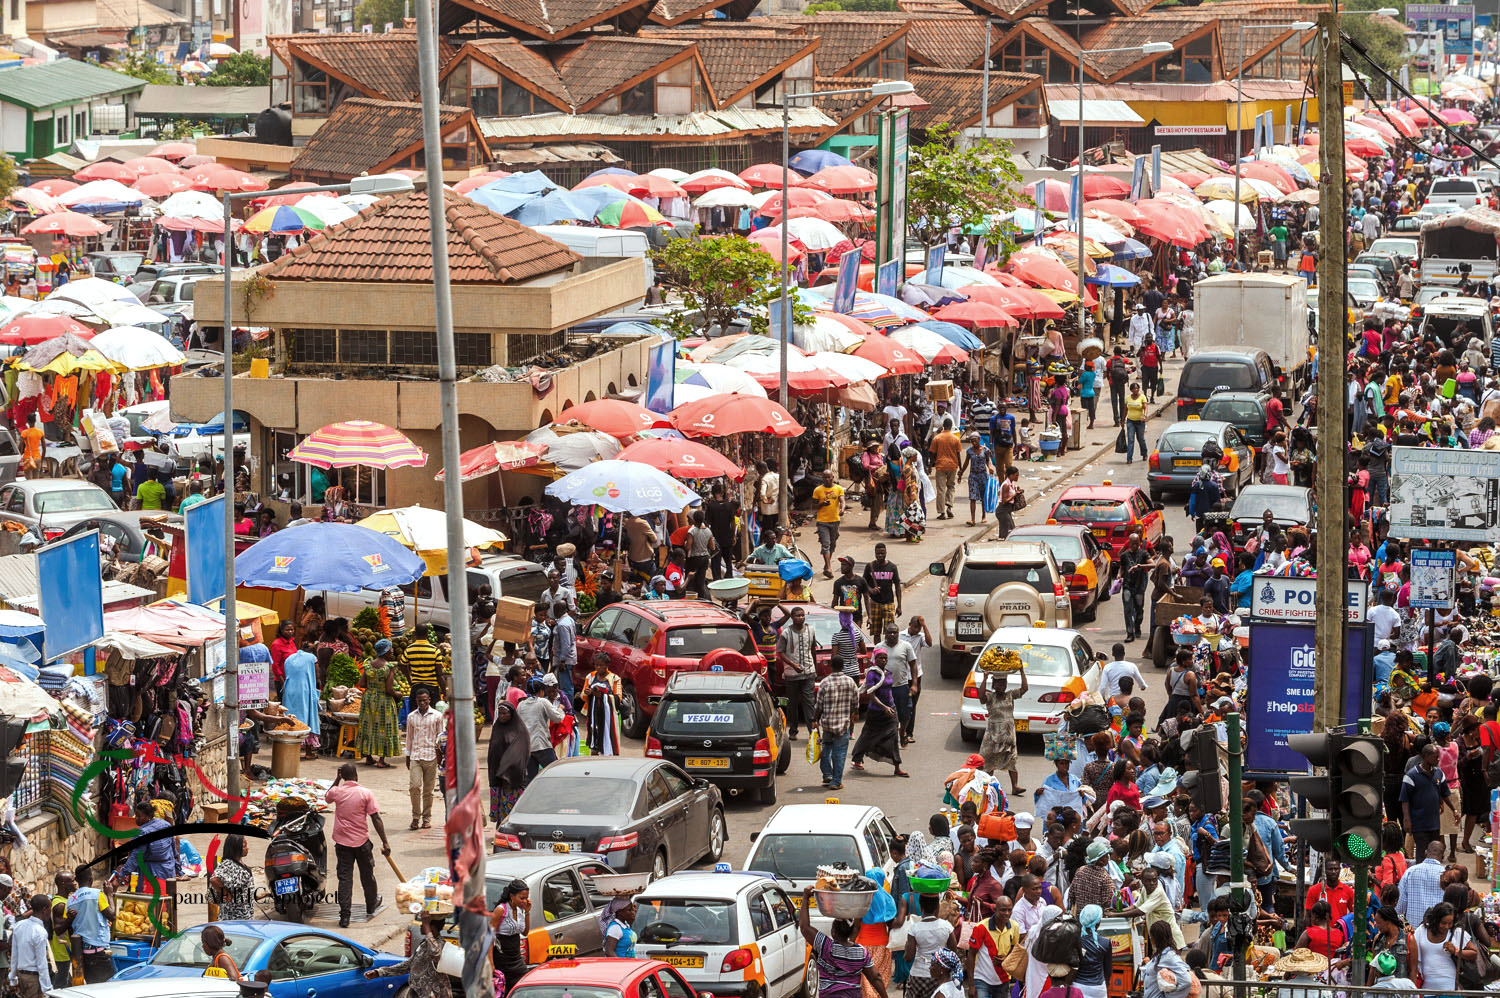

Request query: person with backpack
[
  {"left": 1106, "top": 348, "right": 1131, "bottom": 426},
  {"left": 990, "top": 403, "right": 1017, "bottom": 476}
]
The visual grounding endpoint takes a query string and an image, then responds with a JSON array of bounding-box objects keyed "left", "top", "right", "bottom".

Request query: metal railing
[{"left": 1177, "top": 974, "right": 1500, "bottom": 998}]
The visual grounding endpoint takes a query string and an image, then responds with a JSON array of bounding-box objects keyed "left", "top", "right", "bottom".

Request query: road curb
[{"left": 905, "top": 393, "right": 1178, "bottom": 593}]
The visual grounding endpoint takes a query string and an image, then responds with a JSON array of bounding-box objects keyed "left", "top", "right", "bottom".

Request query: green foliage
[
  {"left": 651, "top": 234, "right": 814, "bottom": 339},
  {"left": 354, "top": 0, "right": 407, "bottom": 29},
  {"left": 204, "top": 52, "right": 270, "bottom": 87},
  {"left": 323, "top": 652, "right": 359, "bottom": 697},
  {"left": 803, "top": 0, "right": 896, "bottom": 12},
  {"left": 0, "top": 156, "right": 19, "bottom": 201},
  {"left": 113, "top": 52, "right": 178, "bottom": 86},
  {"left": 905, "top": 124, "right": 1024, "bottom": 253},
  {"left": 1343, "top": 1, "right": 1409, "bottom": 88},
  {"left": 352, "top": 606, "right": 383, "bottom": 632}
]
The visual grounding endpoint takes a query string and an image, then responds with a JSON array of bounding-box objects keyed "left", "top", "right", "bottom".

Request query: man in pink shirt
[{"left": 326, "top": 762, "right": 392, "bottom": 928}]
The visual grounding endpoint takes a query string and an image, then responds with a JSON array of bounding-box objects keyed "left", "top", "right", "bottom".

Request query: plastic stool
[{"left": 335, "top": 722, "right": 357, "bottom": 758}]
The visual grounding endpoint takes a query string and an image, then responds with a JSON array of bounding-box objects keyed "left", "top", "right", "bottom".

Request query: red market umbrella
[
  {"left": 1080, "top": 173, "right": 1131, "bottom": 199},
  {"left": 452, "top": 171, "right": 512, "bottom": 195},
  {"left": 126, "top": 156, "right": 180, "bottom": 176},
  {"left": 1440, "top": 107, "right": 1477, "bottom": 125},
  {"left": 73, "top": 161, "right": 135, "bottom": 183},
  {"left": 1131, "top": 198, "right": 1211, "bottom": 248},
  {"left": 191, "top": 166, "right": 268, "bottom": 193},
  {"left": 960, "top": 284, "right": 1067, "bottom": 320},
  {"left": 1354, "top": 116, "right": 1400, "bottom": 143},
  {"left": 253, "top": 181, "right": 320, "bottom": 208},
  {"left": 669, "top": 394, "right": 804, "bottom": 438},
  {"left": 747, "top": 232, "right": 806, "bottom": 263},
  {"left": 555, "top": 398, "right": 672, "bottom": 438},
  {"left": 1084, "top": 199, "right": 1147, "bottom": 226},
  {"left": 813, "top": 310, "right": 878, "bottom": 337},
  {"left": 1344, "top": 136, "right": 1387, "bottom": 159},
  {"left": 1237, "top": 161, "right": 1298, "bottom": 194},
  {"left": 757, "top": 188, "right": 830, "bottom": 216},
  {"left": 21, "top": 211, "right": 110, "bottom": 237},
  {"left": 1006, "top": 252, "right": 1086, "bottom": 294},
  {"left": 1027, "top": 178, "right": 1072, "bottom": 212},
  {"left": 180, "top": 154, "right": 216, "bottom": 168},
  {"left": 680, "top": 170, "right": 749, "bottom": 194},
  {"left": 148, "top": 141, "right": 196, "bottom": 160},
  {"left": 617, "top": 438, "right": 744, "bottom": 480},
  {"left": 1167, "top": 170, "right": 1212, "bottom": 188},
  {"left": 801, "top": 199, "right": 874, "bottom": 224},
  {"left": 28, "top": 179, "right": 76, "bottom": 197},
  {"left": 739, "top": 163, "right": 790, "bottom": 188},
  {"left": 850, "top": 333, "right": 926, "bottom": 375},
  {"left": 133, "top": 174, "right": 194, "bottom": 198},
  {"left": 435, "top": 439, "right": 546, "bottom": 482},
  {"left": 0, "top": 314, "right": 95, "bottom": 346},
  {"left": 635, "top": 174, "right": 687, "bottom": 199},
  {"left": 287, "top": 420, "right": 427, "bottom": 469},
  {"left": 1373, "top": 108, "right": 1420, "bottom": 138},
  {"left": 798, "top": 165, "right": 876, "bottom": 195},
  {"left": 931, "top": 301, "right": 1018, "bottom": 328}
]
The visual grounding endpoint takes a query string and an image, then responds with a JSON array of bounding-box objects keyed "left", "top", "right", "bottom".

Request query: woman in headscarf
[
  {"left": 899, "top": 447, "right": 928, "bottom": 542},
  {"left": 1023, "top": 905, "right": 1064, "bottom": 998},
  {"left": 488, "top": 700, "right": 530, "bottom": 825},
  {"left": 281, "top": 637, "right": 322, "bottom": 760},
  {"left": 1074, "top": 905, "right": 1112, "bottom": 998},
  {"left": 928, "top": 948, "right": 964, "bottom": 998},
  {"left": 885, "top": 444, "right": 906, "bottom": 538},
  {"left": 859, "top": 868, "right": 899, "bottom": 998},
  {"left": 580, "top": 652, "right": 623, "bottom": 756},
  {"left": 850, "top": 649, "right": 910, "bottom": 777},
  {"left": 600, "top": 897, "right": 638, "bottom": 957}
]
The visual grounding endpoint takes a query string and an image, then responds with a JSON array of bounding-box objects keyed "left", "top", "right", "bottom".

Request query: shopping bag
[
  {"left": 806, "top": 728, "right": 822, "bottom": 764},
  {"left": 1115, "top": 428, "right": 1127, "bottom": 454},
  {"left": 982, "top": 474, "right": 999, "bottom": 514}
]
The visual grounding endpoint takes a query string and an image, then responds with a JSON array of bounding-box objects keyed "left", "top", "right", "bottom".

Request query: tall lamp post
[
  {"left": 1075, "top": 42, "right": 1171, "bottom": 345},
  {"left": 775, "top": 79, "right": 915, "bottom": 525},
  {"left": 218, "top": 170, "right": 413, "bottom": 804}
]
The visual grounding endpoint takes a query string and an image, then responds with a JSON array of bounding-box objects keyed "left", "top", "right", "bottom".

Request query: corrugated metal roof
[
  {"left": 1048, "top": 98, "right": 1144, "bottom": 125},
  {"left": 136, "top": 83, "right": 265, "bottom": 116},
  {"left": 479, "top": 106, "right": 834, "bottom": 140},
  {"left": 1047, "top": 80, "right": 1311, "bottom": 102},
  {"left": 0, "top": 60, "right": 144, "bottom": 112}
]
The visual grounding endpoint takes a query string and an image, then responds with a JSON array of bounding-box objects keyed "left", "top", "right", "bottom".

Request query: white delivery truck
[
  {"left": 1191, "top": 273, "right": 1313, "bottom": 392},
  {"left": 1419, "top": 208, "right": 1500, "bottom": 287},
  {"left": 530, "top": 225, "right": 653, "bottom": 298}
]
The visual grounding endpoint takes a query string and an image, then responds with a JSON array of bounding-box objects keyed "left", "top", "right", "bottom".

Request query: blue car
[{"left": 113, "top": 921, "right": 410, "bottom": 998}]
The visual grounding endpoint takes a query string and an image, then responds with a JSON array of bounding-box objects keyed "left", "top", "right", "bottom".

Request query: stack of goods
[
  {"left": 976, "top": 647, "right": 1023, "bottom": 673},
  {"left": 242, "top": 777, "right": 331, "bottom": 829},
  {"left": 259, "top": 703, "right": 311, "bottom": 740},
  {"left": 396, "top": 869, "right": 455, "bottom": 915},
  {"left": 812, "top": 865, "right": 878, "bottom": 919},
  {"left": 326, "top": 685, "right": 363, "bottom": 720}
]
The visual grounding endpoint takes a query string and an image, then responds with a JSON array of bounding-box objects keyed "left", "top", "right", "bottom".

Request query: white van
[
  {"left": 323, "top": 551, "right": 548, "bottom": 633},
  {"left": 531, "top": 225, "right": 653, "bottom": 295}
]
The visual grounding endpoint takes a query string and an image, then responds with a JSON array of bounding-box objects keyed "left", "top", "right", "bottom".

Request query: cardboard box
[
  {"left": 492, "top": 596, "right": 533, "bottom": 642},
  {"left": 926, "top": 380, "right": 954, "bottom": 402}
]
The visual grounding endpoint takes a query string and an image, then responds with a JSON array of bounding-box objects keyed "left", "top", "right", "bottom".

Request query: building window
[
  {"left": 54, "top": 113, "right": 69, "bottom": 147},
  {"left": 455, "top": 333, "right": 492, "bottom": 368},
  {"left": 292, "top": 59, "right": 329, "bottom": 114},
  {"left": 271, "top": 54, "right": 290, "bottom": 105},
  {"left": 390, "top": 330, "right": 438, "bottom": 366},
  {"left": 1014, "top": 89, "right": 1040, "bottom": 126},
  {"left": 287, "top": 327, "right": 337, "bottom": 365},
  {"left": 855, "top": 36, "right": 906, "bottom": 80},
  {"left": 74, "top": 111, "right": 86, "bottom": 139},
  {"left": 619, "top": 79, "right": 653, "bottom": 115},
  {"left": 8, "top": 0, "right": 16, "bottom": 24},
  {"left": 338, "top": 328, "right": 387, "bottom": 365},
  {"left": 1182, "top": 36, "right": 1213, "bottom": 81}
]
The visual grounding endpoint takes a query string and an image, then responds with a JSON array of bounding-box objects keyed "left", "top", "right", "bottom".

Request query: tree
[
  {"left": 0, "top": 156, "right": 18, "bottom": 201},
  {"left": 204, "top": 52, "right": 270, "bottom": 87},
  {"left": 803, "top": 0, "right": 896, "bottom": 12},
  {"left": 905, "top": 124, "right": 1025, "bottom": 252},
  {"left": 113, "top": 52, "right": 177, "bottom": 86},
  {"left": 354, "top": 0, "right": 407, "bottom": 29},
  {"left": 1341, "top": 3, "right": 1409, "bottom": 93},
  {"left": 651, "top": 234, "right": 814, "bottom": 339}
]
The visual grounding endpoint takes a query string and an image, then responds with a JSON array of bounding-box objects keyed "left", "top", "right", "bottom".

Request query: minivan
[{"left": 1175, "top": 348, "right": 1277, "bottom": 419}]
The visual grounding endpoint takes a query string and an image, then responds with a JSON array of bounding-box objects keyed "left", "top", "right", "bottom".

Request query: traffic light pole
[
  {"left": 1350, "top": 715, "right": 1374, "bottom": 986},
  {"left": 1228, "top": 711, "right": 1247, "bottom": 982}
]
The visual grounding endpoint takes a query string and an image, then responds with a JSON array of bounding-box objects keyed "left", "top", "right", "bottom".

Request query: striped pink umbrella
[{"left": 287, "top": 420, "right": 428, "bottom": 469}]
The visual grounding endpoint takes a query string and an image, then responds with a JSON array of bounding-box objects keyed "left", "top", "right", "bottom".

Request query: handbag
[
  {"left": 806, "top": 728, "right": 822, "bottom": 765},
  {"left": 1000, "top": 938, "right": 1029, "bottom": 979},
  {"left": 1115, "top": 428, "right": 1128, "bottom": 454},
  {"left": 888, "top": 914, "right": 916, "bottom": 951},
  {"left": 983, "top": 475, "right": 999, "bottom": 514}
]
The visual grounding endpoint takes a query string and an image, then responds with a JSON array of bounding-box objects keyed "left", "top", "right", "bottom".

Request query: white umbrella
[
  {"left": 545, "top": 460, "right": 700, "bottom": 514},
  {"left": 159, "top": 190, "right": 221, "bottom": 219},
  {"left": 356, "top": 504, "right": 507, "bottom": 551},
  {"left": 339, "top": 193, "right": 381, "bottom": 212},
  {"left": 675, "top": 361, "right": 768, "bottom": 397},
  {"left": 47, "top": 276, "right": 136, "bottom": 309},
  {"left": 806, "top": 351, "right": 887, "bottom": 382},
  {"left": 1242, "top": 178, "right": 1285, "bottom": 202},
  {"left": 206, "top": 41, "right": 237, "bottom": 57},
  {"left": 523, "top": 424, "right": 620, "bottom": 470},
  {"left": 758, "top": 217, "right": 845, "bottom": 252},
  {"left": 26, "top": 298, "right": 96, "bottom": 319},
  {"left": 0, "top": 296, "right": 32, "bottom": 322},
  {"left": 1054, "top": 217, "right": 1130, "bottom": 244},
  {"left": 890, "top": 324, "right": 967, "bottom": 363},
  {"left": 89, "top": 326, "right": 185, "bottom": 370},
  {"left": 92, "top": 298, "right": 173, "bottom": 328},
  {"left": 791, "top": 314, "right": 864, "bottom": 354},
  {"left": 57, "top": 180, "right": 149, "bottom": 208},
  {"left": 1204, "top": 199, "right": 1257, "bottom": 231},
  {"left": 647, "top": 168, "right": 689, "bottom": 182},
  {"left": 693, "top": 187, "right": 757, "bottom": 210},
  {"left": 295, "top": 195, "right": 357, "bottom": 227},
  {"left": 909, "top": 264, "right": 1001, "bottom": 288}
]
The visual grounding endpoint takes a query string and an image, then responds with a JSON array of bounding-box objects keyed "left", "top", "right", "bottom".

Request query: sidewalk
[{"left": 792, "top": 361, "right": 1185, "bottom": 602}]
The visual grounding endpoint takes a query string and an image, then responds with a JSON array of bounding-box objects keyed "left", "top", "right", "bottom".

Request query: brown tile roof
[
  {"left": 808, "top": 74, "right": 886, "bottom": 119},
  {"left": 1212, "top": 4, "right": 1320, "bottom": 74},
  {"left": 555, "top": 36, "right": 699, "bottom": 109},
  {"left": 904, "top": 14, "right": 997, "bottom": 69},
  {"left": 773, "top": 16, "right": 910, "bottom": 76},
  {"left": 647, "top": 0, "right": 756, "bottom": 24},
  {"left": 644, "top": 28, "right": 819, "bottom": 105},
  {"left": 907, "top": 66, "right": 1038, "bottom": 128},
  {"left": 1079, "top": 12, "right": 1216, "bottom": 76},
  {"left": 438, "top": 0, "right": 657, "bottom": 41},
  {"left": 292, "top": 98, "right": 476, "bottom": 182},
  {"left": 457, "top": 38, "right": 574, "bottom": 110},
  {"left": 283, "top": 33, "right": 423, "bottom": 100},
  {"left": 259, "top": 187, "right": 581, "bottom": 285}
]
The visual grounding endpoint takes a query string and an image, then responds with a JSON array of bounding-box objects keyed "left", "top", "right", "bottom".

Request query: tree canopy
[
  {"left": 354, "top": 0, "right": 407, "bottom": 29},
  {"left": 905, "top": 125, "right": 1024, "bottom": 252},
  {"left": 652, "top": 234, "right": 814, "bottom": 339},
  {"left": 204, "top": 52, "right": 270, "bottom": 87}
]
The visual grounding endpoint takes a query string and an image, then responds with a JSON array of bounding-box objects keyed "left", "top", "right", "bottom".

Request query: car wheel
[
  {"left": 759, "top": 776, "right": 778, "bottom": 805},
  {"left": 802, "top": 955, "right": 819, "bottom": 998},
  {"left": 619, "top": 684, "right": 647, "bottom": 739},
  {"left": 939, "top": 648, "right": 966, "bottom": 680},
  {"left": 651, "top": 849, "right": 669, "bottom": 881},
  {"left": 776, "top": 742, "right": 792, "bottom": 775},
  {"left": 960, "top": 724, "right": 980, "bottom": 744},
  {"left": 1079, "top": 595, "right": 1098, "bottom": 622},
  {"left": 708, "top": 808, "right": 726, "bottom": 862}
]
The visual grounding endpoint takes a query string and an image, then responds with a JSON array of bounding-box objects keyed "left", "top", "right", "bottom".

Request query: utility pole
[
  {"left": 1315, "top": 10, "right": 1349, "bottom": 734},
  {"left": 1227, "top": 711, "right": 1247, "bottom": 981}
]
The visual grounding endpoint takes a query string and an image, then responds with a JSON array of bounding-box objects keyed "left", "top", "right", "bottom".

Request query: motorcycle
[{"left": 264, "top": 799, "right": 327, "bottom": 922}]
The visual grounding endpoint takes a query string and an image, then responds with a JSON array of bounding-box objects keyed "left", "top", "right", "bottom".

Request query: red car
[
  {"left": 1046, "top": 483, "right": 1166, "bottom": 557},
  {"left": 510, "top": 958, "right": 703, "bottom": 998},
  {"left": 575, "top": 599, "right": 766, "bottom": 739}
]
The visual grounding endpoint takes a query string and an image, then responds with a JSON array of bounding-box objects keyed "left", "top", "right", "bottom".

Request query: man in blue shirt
[
  {"left": 1229, "top": 552, "right": 1256, "bottom": 612},
  {"left": 1401, "top": 743, "right": 1457, "bottom": 859},
  {"left": 1247, "top": 789, "right": 1289, "bottom": 909},
  {"left": 65, "top": 867, "right": 114, "bottom": 983},
  {"left": 9, "top": 894, "right": 51, "bottom": 998},
  {"left": 1188, "top": 800, "right": 1218, "bottom": 910},
  {"left": 114, "top": 801, "right": 179, "bottom": 885}
]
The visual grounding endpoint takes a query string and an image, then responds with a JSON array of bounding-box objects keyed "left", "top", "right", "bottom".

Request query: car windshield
[
  {"left": 511, "top": 776, "right": 637, "bottom": 819},
  {"left": 634, "top": 898, "right": 737, "bottom": 945},
  {"left": 154, "top": 929, "right": 263, "bottom": 968},
  {"left": 655, "top": 697, "right": 758, "bottom": 735},
  {"left": 1432, "top": 180, "right": 1479, "bottom": 194},
  {"left": 1369, "top": 241, "right": 1415, "bottom": 256},
  {"left": 1017, "top": 534, "right": 1083, "bottom": 562},
  {"left": 1157, "top": 430, "right": 1215, "bottom": 453},
  {"left": 1200, "top": 400, "right": 1263, "bottom": 425},
  {"left": 978, "top": 642, "right": 1073, "bottom": 678},
  {"left": 663, "top": 625, "right": 755, "bottom": 657},
  {"left": 35, "top": 489, "right": 113, "bottom": 513},
  {"left": 96, "top": 252, "right": 143, "bottom": 276},
  {"left": 1230, "top": 491, "right": 1309, "bottom": 522},
  {"left": 1347, "top": 280, "right": 1381, "bottom": 299},
  {"left": 512, "top": 988, "right": 621, "bottom": 998},
  {"left": 1052, "top": 498, "right": 1129, "bottom": 522},
  {"left": 1181, "top": 362, "right": 1257, "bottom": 392},
  {"left": 956, "top": 564, "right": 1053, "bottom": 593},
  {"left": 747, "top": 833, "right": 862, "bottom": 880}
]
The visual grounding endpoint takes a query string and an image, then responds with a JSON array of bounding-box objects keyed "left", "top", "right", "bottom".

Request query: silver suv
[{"left": 929, "top": 540, "right": 1073, "bottom": 678}]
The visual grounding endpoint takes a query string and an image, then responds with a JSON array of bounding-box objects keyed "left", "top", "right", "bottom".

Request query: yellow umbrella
[
  {"left": 1194, "top": 177, "right": 1257, "bottom": 203},
  {"left": 355, "top": 505, "right": 506, "bottom": 576},
  {"left": 20, "top": 349, "right": 119, "bottom": 375},
  {"left": 1034, "top": 287, "right": 1079, "bottom": 304}
]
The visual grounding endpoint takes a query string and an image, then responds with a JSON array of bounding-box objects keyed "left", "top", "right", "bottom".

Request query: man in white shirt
[
  {"left": 1369, "top": 589, "right": 1401, "bottom": 645},
  {"left": 881, "top": 403, "right": 908, "bottom": 439},
  {"left": 1099, "top": 642, "right": 1148, "bottom": 698},
  {"left": 1361, "top": 209, "right": 1382, "bottom": 242}
]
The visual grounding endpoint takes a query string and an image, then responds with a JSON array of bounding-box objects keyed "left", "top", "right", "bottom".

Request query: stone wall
[{"left": 6, "top": 811, "right": 106, "bottom": 894}]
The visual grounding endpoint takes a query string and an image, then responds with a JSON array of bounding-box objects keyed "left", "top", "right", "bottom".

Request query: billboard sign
[
  {"left": 1410, "top": 548, "right": 1457, "bottom": 610},
  {"left": 1408, "top": 4, "right": 1475, "bottom": 54},
  {"left": 1245, "top": 622, "right": 1374, "bottom": 773},
  {"left": 1389, "top": 445, "right": 1500, "bottom": 541}
]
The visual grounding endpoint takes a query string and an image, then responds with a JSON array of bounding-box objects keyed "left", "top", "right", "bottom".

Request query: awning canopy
[
  {"left": 1048, "top": 99, "right": 1145, "bottom": 127},
  {"left": 135, "top": 83, "right": 266, "bottom": 119}
]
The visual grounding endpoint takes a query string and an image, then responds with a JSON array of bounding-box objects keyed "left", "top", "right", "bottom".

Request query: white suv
[{"left": 1424, "top": 177, "right": 1488, "bottom": 211}]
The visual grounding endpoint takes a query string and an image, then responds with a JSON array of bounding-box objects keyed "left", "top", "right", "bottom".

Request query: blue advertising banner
[
  {"left": 36, "top": 531, "right": 103, "bottom": 661},
  {"left": 1129, "top": 157, "right": 1145, "bottom": 202},
  {"left": 973, "top": 240, "right": 988, "bottom": 274},
  {"left": 1150, "top": 145, "right": 1161, "bottom": 189},
  {"left": 1297, "top": 100, "right": 1309, "bottom": 143},
  {"left": 925, "top": 245, "right": 946, "bottom": 285},
  {"left": 876, "top": 259, "right": 902, "bottom": 298},
  {"left": 1069, "top": 173, "right": 1080, "bottom": 222},
  {"left": 185, "top": 493, "right": 226, "bottom": 606},
  {"left": 644, "top": 338, "right": 676, "bottom": 415},
  {"left": 1246, "top": 621, "right": 1374, "bottom": 773},
  {"left": 1251, "top": 114, "right": 1263, "bottom": 160},
  {"left": 833, "top": 250, "right": 861, "bottom": 313}
]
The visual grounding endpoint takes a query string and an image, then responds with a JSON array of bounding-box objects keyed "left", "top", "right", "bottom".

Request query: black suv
[
  {"left": 1198, "top": 390, "right": 1273, "bottom": 452},
  {"left": 645, "top": 671, "right": 790, "bottom": 805}
]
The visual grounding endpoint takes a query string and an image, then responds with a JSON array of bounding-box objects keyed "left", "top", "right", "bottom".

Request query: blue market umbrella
[
  {"left": 544, "top": 459, "right": 701, "bottom": 514},
  {"left": 601, "top": 321, "right": 668, "bottom": 340},
  {"left": 901, "top": 282, "right": 967, "bottom": 308},
  {"left": 235, "top": 523, "right": 425, "bottom": 592},
  {"left": 586, "top": 167, "right": 637, "bottom": 179},
  {"left": 1086, "top": 263, "right": 1142, "bottom": 288},
  {"left": 1112, "top": 238, "right": 1151, "bottom": 261},
  {"left": 507, "top": 190, "right": 594, "bottom": 226},
  {"left": 468, "top": 187, "right": 540, "bottom": 216},
  {"left": 568, "top": 186, "right": 632, "bottom": 213},
  {"left": 481, "top": 170, "right": 557, "bottom": 195},
  {"left": 788, "top": 149, "right": 852, "bottom": 175},
  {"left": 913, "top": 320, "right": 983, "bottom": 351}
]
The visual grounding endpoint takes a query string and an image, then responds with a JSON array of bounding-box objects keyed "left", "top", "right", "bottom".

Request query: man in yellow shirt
[{"left": 812, "top": 469, "right": 845, "bottom": 579}]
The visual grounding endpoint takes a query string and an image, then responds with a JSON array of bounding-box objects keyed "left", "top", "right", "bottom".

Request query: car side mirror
[
  {"left": 749, "top": 831, "right": 759, "bottom": 843},
  {"left": 1153, "top": 502, "right": 1165, "bottom": 511},
  {"left": 928, "top": 562, "right": 946, "bottom": 576}
]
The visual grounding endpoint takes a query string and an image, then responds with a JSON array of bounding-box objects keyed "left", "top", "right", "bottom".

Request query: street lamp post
[
  {"left": 775, "top": 79, "right": 914, "bottom": 526},
  {"left": 1076, "top": 42, "right": 1171, "bottom": 346},
  {"left": 218, "top": 171, "right": 413, "bottom": 804}
]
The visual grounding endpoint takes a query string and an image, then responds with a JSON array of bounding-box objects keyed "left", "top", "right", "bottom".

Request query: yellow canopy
[{"left": 20, "top": 350, "right": 119, "bottom": 375}]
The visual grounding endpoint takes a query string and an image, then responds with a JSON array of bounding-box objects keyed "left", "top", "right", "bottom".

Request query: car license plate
[
  {"left": 686, "top": 757, "right": 729, "bottom": 769},
  {"left": 956, "top": 619, "right": 984, "bottom": 638},
  {"left": 552, "top": 842, "right": 580, "bottom": 853},
  {"left": 274, "top": 877, "right": 299, "bottom": 896},
  {"left": 1016, "top": 720, "right": 1029, "bottom": 733},
  {"left": 1092, "top": 528, "right": 1109, "bottom": 537},
  {"left": 662, "top": 955, "right": 704, "bottom": 969},
  {"left": 1173, "top": 458, "right": 1199, "bottom": 468}
]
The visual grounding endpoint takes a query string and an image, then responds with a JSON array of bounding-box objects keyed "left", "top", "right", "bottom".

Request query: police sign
[{"left": 1248, "top": 575, "right": 1369, "bottom": 622}]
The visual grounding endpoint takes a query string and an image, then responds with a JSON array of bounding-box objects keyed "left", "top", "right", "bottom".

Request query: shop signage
[
  {"left": 1248, "top": 575, "right": 1369, "bottom": 622},
  {"left": 1245, "top": 622, "right": 1373, "bottom": 773},
  {"left": 1409, "top": 548, "right": 1456, "bottom": 610},
  {"left": 1154, "top": 125, "right": 1227, "bottom": 136},
  {"left": 1389, "top": 445, "right": 1500, "bottom": 542}
]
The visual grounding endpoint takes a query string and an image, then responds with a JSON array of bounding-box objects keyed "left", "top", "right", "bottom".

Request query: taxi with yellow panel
[
  {"left": 1145, "top": 420, "right": 1254, "bottom": 500},
  {"left": 509, "top": 957, "right": 706, "bottom": 998},
  {"left": 1045, "top": 483, "right": 1166, "bottom": 558},
  {"left": 632, "top": 870, "right": 807, "bottom": 998},
  {"left": 479, "top": 851, "right": 617, "bottom": 963},
  {"left": 1008, "top": 523, "right": 1115, "bottom": 622}
]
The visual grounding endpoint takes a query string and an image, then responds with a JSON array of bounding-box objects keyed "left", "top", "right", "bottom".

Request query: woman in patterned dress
[
  {"left": 355, "top": 639, "right": 401, "bottom": 766},
  {"left": 980, "top": 668, "right": 1028, "bottom": 796},
  {"left": 209, "top": 834, "right": 255, "bottom": 920}
]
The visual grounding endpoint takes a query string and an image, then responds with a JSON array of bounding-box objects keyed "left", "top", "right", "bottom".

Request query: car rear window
[
  {"left": 1052, "top": 498, "right": 1129, "bottom": 522},
  {"left": 635, "top": 899, "right": 738, "bottom": 945},
  {"left": 1157, "top": 430, "right": 1215, "bottom": 453},
  {"left": 1016, "top": 534, "right": 1083, "bottom": 562},
  {"left": 1199, "top": 400, "right": 1263, "bottom": 425},
  {"left": 35, "top": 489, "right": 114, "bottom": 513},
  {"left": 663, "top": 625, "right": 755, "bottom": 657},
  {"left": 1432, "top": 179, "right": 1480, "bottom": 194},
  {"left": 512, "top": 988, "right": 621, "bottom": 998},
  {"left": 1181, "top": 361, "right": 1257, "bottom": 393},
  {"left": 747, "top": 833, "right": 863, "bottom": 880},
  {"left": 656, "top": 696, "right": 758, "bottom": 735},
  {"left": 499, "top": 570, "right": 549, "bottom": 603},
  {"left": 1230, "top": 491, "right": 1310, "bottom": 522},
  {"left": 957, "top": 564, "right": 1054, "bottom": 594},
  {"left": 512, "top": 776, "right": 636, "bottom": 818},
  {"left": 976, "top": 642, "right": 1073, "bottom": 678}
]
